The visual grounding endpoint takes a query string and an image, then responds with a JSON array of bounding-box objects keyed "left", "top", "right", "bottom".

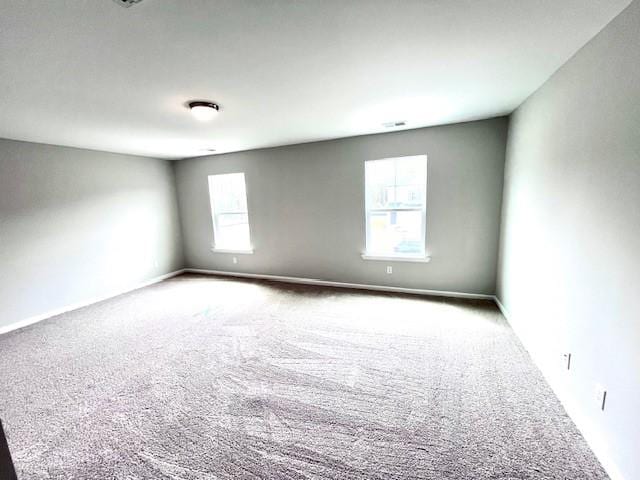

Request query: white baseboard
[
  {"left": 0, "top": 267, "right": 490, "bottom": 337},
  {"left": 0, "top": 269, "right": 185, "bottom": 336},
  {"left": 493, "top": 295, "right": 624, "bottom": 480},
  {"left": 493, "top": 294, "right": 510, "bottom": 320},
  {"left": 185, "top": 268, "right": 494, "bottom": 300}
]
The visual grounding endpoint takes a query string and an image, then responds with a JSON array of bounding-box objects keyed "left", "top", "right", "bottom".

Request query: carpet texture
[{"left": 0, "top": 274, "right": 608, "bottom": 479}]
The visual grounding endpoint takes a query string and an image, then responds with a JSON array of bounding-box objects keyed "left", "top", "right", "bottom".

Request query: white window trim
[
  {"left": 208, "top": 172, "right": 254, "bottom": 253},
  {"left": 211, "top": 247, "right": 254, "bottom": 254},
  {"left": 361, "top": 254, "right": 431, "bottom": 263},
  {"left": 363, "top": 155, "right": 428, "bottom": 260}
]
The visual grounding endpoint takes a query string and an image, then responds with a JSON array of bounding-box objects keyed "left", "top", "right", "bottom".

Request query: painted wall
[
  {"left": 497, "top": 1, "right": 640, "bottom": 479},
  {"left": 175, "top": 118, "right": 508, "bottom": 295},
  {"left": 0, "top": 139, "right": 184, "bottom": 330}
]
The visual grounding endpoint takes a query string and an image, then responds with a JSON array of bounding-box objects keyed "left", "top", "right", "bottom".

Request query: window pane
[
  {"left": 208, "top": 173, "right": 252, "bottom": 250},
  {"left": 366, "top": 159, "right": 397, "bottom": 209},
  {"left": 395, "top": 155, "right": 426, "bottom": 189},
  {"left": 365, "top": 155, "right": 427, "bottom": 257},
  {"left": 209, "top": 173, "right": 247, "bottom": 213},
  {"left": 216, "top": 216, "right": 250, "bottom": 250},
  {"left": 368, "top": 210, "right": 424, "bottom": 256},
  {"left": 366, "top": 156, "right": 426, "bottom": 210}
]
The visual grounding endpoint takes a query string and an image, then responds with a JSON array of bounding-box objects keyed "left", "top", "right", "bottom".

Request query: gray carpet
[{"left": 0, "top": 274, "right": 608, "bottom": 479}]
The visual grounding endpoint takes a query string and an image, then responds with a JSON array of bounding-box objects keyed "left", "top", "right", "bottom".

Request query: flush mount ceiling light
[{"left": 188, "top": 101, "right": 220, "bottom": 122}]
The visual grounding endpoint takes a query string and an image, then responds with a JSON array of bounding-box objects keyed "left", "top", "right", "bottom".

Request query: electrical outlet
[
  {"left": 594, "top": 384, "right": 607, "bottom": 411},
  {"left": 232, "top": 257, "right": 238, "bottom": 264},
  {"left": 386, "top": 266, "right": 393, "bottom": 274},
  {"left": 563, "top": 353, "right": 572, "bottom": 371}
]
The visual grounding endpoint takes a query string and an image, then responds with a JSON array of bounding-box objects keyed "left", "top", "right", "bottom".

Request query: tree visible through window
[
  {"left": 208, "top": 172, "right": 252, "bottom": 251},
  {"left": 365, "top": 155, "right": 427, "bottom": 258}
]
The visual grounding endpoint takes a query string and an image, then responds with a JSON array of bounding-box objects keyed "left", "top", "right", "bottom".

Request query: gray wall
[
  {"left": 497, "top": 1, "right": 640, "bottom": 479},
  {"left": 0, "top": 139, "right": 184, "bottom": 330},
  {"left": 175, "top": 118, "right": 508, "bottom": 295}
]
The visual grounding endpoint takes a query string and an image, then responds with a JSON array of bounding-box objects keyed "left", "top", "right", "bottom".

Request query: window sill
[
  {"left": 211, "top": 247, "right": 254, "bottom": 254},
  {"left": 361, "top": 254, "right": 431, "bottom": 263}
]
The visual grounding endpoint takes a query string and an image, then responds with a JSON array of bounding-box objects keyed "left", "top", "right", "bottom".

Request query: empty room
[{"left": 0, "top": 1, "right": 638, "bottom": 479}]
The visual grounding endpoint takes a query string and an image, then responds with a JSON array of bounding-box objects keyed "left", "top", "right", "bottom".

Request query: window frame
[
  {"left": 362, "top": 155, "right": 430, "bottom": 262},
  {"left": 208, "top": 172, "right": 254, "bottom": 254}
]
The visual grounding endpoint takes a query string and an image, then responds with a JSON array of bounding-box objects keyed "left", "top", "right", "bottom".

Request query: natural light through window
[
  {"left": 364, "top": 155, "right": 427, "bottom": 260},
  {"left": 208, "top": 172, "right": 253, "bottom": 252}
]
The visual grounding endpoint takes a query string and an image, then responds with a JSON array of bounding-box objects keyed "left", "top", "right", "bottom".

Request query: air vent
[
  {"left": 382, "top": 121, "right": 407, "bottom": 128},
  {"left": 113, "top": 0, "right": 144, "bottom": 7}
]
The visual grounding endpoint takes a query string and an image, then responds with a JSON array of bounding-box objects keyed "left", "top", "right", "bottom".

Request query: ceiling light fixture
[
  {"left": 113, "top": 0, "right": 145, "bottom": 7},
  {"left": 188, "top": 101, "right": 220, "bottom": 122}
]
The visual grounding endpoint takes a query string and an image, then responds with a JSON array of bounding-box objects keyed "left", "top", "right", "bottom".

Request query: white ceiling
[{"left": 0, "top": 0, "right": 632, "bottom": 159}]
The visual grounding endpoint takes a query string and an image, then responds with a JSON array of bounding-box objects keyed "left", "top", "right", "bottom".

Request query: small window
[
  {"left": 364, "top": 155, "right": 427, "bottom": 259},
  {"left": 208, "top": 172, "right": 252, "bottom": 252}
]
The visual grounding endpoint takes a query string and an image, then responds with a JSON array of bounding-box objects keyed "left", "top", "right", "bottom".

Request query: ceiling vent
[
  {"left": 113, "top": 0, "right": 144, "bottom": 7},
  {"left": 382, "top": 121, "right": 407, "bottom": 128}
]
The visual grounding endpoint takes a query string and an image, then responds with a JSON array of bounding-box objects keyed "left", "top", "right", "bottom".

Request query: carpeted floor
[{"left": 0, "top": 274, "right": 608, "bottom": 479}]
